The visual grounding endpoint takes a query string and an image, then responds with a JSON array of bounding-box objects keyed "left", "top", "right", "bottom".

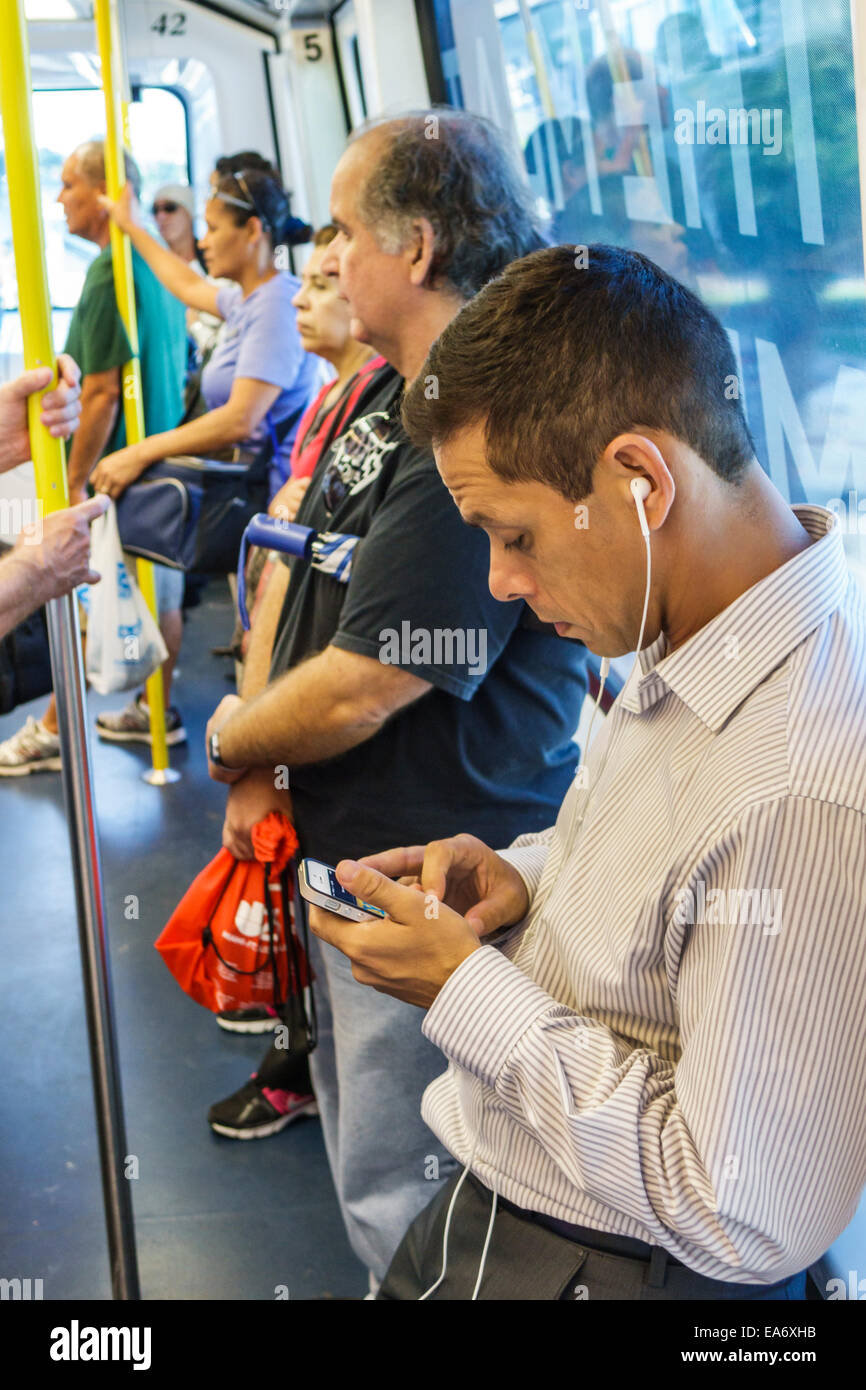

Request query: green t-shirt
[{"left": 64, "top": 245, "right": 186, "bottom": 456}]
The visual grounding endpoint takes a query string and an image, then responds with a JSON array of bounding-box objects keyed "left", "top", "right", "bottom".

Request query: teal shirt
[{"left": 64, "top": 245, "right": 186, "bottom": 455}]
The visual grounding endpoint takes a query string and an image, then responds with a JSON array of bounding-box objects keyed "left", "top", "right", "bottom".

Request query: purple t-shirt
[{"left": 202, "top": 274, "right": 318, "bottom": 497}]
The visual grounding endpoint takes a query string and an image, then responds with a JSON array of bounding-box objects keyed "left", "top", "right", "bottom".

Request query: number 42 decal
[{"left": 151, "top": 12, "right": 186, "bottom": 36}]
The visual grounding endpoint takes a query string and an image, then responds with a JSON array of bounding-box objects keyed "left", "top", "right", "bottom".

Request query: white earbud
[{"left": 630, "top": 477, "right": 651, "bottom": 538}]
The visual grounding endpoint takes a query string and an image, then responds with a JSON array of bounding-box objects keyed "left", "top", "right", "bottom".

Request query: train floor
[{"left": 0, "top": 581, "right": 365, "bottom": 1300}]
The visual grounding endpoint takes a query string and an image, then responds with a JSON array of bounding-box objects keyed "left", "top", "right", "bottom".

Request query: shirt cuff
[
  {"left": 498, "top": 842, "right": 550, "bottom": 903},
  {"left": 423, "top": 946, "right": 555, "bottom": 1088}
]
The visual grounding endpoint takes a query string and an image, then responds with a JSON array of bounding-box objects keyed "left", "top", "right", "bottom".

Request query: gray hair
[
  {"left": 75, "top": 140, "right": 142, "bottom": 200},
  {"left": 351, "top": 109, "right": 546, "bottom": 300}
]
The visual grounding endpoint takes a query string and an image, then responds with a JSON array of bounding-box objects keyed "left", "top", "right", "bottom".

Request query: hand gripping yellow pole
[
  {"left": 0, "top": 0, "right": 140, "bottom": 1299},
  {"left": 94, "top": 0, "right": 178, "bottom": 785}
]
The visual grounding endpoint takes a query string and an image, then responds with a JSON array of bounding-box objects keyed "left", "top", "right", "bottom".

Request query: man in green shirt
[
  {"left": 0, "top": 141, "right": 187, "bottom": 776},
  {"left": 63, "top": 205, "right": 185, "bottom": 461}
]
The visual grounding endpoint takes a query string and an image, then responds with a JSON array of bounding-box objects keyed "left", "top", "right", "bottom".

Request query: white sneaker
[
  {"left": 0, "top": 716, "right": 62, "bottom": 776},
  {"left": 96, "top": 694, "right": 186, "bottom": 746}
]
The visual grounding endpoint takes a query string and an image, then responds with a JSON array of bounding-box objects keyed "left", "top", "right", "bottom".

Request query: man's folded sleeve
[{"left": 424, "top": 795, "right": 866, "bottom": 1282}]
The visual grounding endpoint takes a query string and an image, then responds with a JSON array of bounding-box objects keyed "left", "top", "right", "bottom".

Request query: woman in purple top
[
  {"left": 89, "top": 162, "right": 318, "bottom": 742},
  {"left": 93, "top": 164, "right": 318, "bottom": 503}
]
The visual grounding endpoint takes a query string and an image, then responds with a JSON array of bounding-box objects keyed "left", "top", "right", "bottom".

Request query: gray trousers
[
  {"left": 378, "top": 1172, "right": 809, "bottom": 1301},
  {"left": 306, "top": 930, "right": 457, "bottom": 1282}
]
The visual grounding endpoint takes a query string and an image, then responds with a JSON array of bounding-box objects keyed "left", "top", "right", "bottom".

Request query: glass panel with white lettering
[{"left": 432, "top": 0, "right": 866, "bottom": 578}]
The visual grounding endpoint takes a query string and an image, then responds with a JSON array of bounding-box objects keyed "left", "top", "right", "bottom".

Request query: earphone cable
[
  {"left": 418, "top": 1136, "right": 480, "bottom": 1300},
  {"left": 470, "top": 1186, "right": 499, "bottom": 1300}
]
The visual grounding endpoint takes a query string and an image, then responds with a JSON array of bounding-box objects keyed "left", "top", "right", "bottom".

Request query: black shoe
[{"left": 207, "top": 1076, "right": 317, "bottom": 1140}]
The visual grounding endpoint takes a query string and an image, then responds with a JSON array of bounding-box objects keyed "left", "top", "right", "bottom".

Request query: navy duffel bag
[
  {"left": 114, "top": 454, "right": 266, "bottom": 574},
  {"left": 114, "top": 406, "right": 303, "bottom": 574}
]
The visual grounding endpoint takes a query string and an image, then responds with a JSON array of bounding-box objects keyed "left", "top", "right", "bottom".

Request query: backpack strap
[
  {"left": 292, "top": 356, "right": 387, "bottom": 479},
  {"left": 246, "top": 399, "right": 307, "bottom": 486}
]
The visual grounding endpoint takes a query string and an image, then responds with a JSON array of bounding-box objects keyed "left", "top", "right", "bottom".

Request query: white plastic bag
[{"left": 79, "top": 501, "right": 169, "bottom": 695}]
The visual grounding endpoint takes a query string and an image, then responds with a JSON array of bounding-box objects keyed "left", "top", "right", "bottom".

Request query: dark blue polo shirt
[{"left": 270, "top": 365, "right": 588, "bottom": 865}]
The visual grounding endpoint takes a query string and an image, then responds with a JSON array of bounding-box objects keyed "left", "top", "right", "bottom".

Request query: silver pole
[{"left": 46, "top": 593, "right": 140, "bottom": 1300}]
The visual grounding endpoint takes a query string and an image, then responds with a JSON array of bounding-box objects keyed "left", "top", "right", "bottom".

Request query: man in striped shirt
[{"left": 308, "top": 244, "right": 866, "bottom": 1299}]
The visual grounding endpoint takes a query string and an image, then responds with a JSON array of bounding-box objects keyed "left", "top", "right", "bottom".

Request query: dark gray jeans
[{"left": 377, "top": 1172, "right": 807, "bottom": 1301}]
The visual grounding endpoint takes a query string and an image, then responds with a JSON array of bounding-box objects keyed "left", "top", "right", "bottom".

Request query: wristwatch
[{"left": 209, "top": 729, "right": 228, "bottom": 769}]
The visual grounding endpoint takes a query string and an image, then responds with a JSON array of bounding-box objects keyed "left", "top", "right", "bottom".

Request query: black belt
[
  {"left": 475, "top": 1178, "right": 802, "bottom": 1296},
  {"left": 493, "top": 1185, "right": 682, "bottom": 1266}
]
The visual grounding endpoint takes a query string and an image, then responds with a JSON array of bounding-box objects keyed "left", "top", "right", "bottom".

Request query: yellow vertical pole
[
  {"left": 516, "top": 0, "right": 558, "bottom": 122},
  {"left": 0, "top": 43, "right": 66, "bottom": 506},
  {"left": 0, "top": 0, "right": 140, "bottom": 1299},
  {"left": 94, "top": 0, "right": 176, "bottom": 784},
  {"left": 596, "top": 0, "right": 653, "bottom": 179}
]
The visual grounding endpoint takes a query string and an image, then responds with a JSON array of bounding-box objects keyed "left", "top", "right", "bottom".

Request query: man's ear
[
  {"left": 407, "top": 217, "right": 437, "bottom": 288},
  {"left": 602, "top": 432, "right": 676, "bottom": 531}
]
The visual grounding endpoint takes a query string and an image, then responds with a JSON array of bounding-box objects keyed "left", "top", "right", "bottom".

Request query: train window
[
  {"left": 23, "top": 0, "right": 81, "bottom": 15},
  {"left": 431, "top": 0, "right": 866, "bottom": 577},
  {"left": 0, "top": 84, "right": 189, "bottom": 374},
  {"left": 335, "top": 1, "right": 369, "bottom": 127}
]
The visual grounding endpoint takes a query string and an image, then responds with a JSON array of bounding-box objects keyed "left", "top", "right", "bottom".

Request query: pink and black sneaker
[{"left": 207, "top": 1074, "right": 318, "bottom": 1140}]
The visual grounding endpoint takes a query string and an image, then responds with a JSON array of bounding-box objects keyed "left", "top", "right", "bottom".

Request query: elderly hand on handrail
[{"left": 0, "top": 356, "right": 82, "bottom": 472}]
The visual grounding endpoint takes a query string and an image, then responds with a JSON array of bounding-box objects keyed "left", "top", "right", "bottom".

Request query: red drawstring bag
[{"left": 155, "top": 812, "right": 311, "bottom": 1014}]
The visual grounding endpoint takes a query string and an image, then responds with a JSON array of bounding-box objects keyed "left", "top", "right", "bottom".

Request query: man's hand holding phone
[
  {"left": 358, "top": 833, "right": 529, "bottom": 938},
  {"left": 304, "top": 835, "right": 529, "bottom": 1009}
]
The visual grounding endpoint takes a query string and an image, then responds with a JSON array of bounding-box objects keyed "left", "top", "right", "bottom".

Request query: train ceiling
[{"left": 24, "top": 1, "right": 343, "bottom": 34}]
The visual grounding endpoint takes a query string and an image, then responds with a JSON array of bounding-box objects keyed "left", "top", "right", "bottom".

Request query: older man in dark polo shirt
[{"left": 203, "top": 112, "right": 590, "bottom": 1293}]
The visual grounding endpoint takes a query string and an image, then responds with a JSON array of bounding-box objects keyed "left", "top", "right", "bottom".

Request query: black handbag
[
  {"left": 114, "top": 406, "right": 303, "bottom": 575},
  {"left": 0, "top": 545, "right": 54, "bottom": 714}
]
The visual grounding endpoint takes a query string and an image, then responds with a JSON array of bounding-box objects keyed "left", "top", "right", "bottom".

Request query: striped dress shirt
[{"left": 422, "top": 505, "right": 866, "bottom": 1284}]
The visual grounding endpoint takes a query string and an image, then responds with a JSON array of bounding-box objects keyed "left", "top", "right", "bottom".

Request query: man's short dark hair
[
  {"left": 352, "top": 109, "right": 546, "bottom": 300},
  {"left": 402, "top": 243, "right": 755, "bottom": 500}
]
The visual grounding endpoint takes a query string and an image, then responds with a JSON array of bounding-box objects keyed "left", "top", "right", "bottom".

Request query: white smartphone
[{"left": 298, "top": 858, "right": 386, "bottom": 922}]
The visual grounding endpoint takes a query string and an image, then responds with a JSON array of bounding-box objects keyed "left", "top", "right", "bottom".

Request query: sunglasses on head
[
  {"left": 152, "top": 200, "right": 180, "bottom": 215},
  {"left": 215, "top": 171, "right": 277, "bottom": 236}
]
